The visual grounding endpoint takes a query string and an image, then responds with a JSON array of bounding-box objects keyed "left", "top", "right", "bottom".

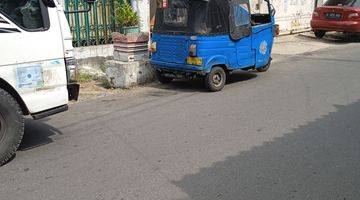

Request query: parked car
[{"left": 311, "top": 0, "right": 360, "bottom": 38}]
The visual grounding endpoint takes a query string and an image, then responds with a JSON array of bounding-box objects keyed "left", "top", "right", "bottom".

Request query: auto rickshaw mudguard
[{"left": 203, "top": 55, "right": 230, "bottom": 73}]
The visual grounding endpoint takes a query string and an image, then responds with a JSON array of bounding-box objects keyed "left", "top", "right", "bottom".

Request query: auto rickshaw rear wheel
[
  {"left": 204, "top": 67, "right": 226, "bottom": 92},
  {"left": 157, "top": 73, "right": 174, "bottom": 84},
  {"left": 314, "top": 30, "right": 326, "bottom": 39}
]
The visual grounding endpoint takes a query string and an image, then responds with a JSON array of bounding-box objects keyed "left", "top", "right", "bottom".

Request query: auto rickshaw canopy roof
[{"left": 153, "top": 0, "right": 236, "bottom": 35}]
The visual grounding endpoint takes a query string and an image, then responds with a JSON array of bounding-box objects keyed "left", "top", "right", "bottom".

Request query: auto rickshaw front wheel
[
  {"left": 256, "top": 59, "right": 272, "bottom": 72},
  {"left": 204, "top": 67, "right": 226, "bottom": 92}
]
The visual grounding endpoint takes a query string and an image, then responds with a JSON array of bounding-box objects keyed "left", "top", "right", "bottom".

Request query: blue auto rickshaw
[{"left": 150, "top": 0, "right": 276, "bottom": 91}]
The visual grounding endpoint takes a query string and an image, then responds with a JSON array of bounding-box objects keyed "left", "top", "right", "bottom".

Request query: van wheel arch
[{"left": 0, "top": 78, "right": 29, "bottom": 115}]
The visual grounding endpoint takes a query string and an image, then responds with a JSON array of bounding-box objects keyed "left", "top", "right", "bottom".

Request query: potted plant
[
  {"left": 112, "top": 1, "right": 149, "bottom": 63},
  {"left": 115, "top": 2, "right": 140, "bottom": 35}
]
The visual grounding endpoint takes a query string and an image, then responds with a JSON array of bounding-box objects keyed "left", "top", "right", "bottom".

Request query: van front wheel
[
  {"left": 205, "top": 67, "right": 226, "bottom": 92},
  {"left": 0, "top": 88, "right": 25, "bottom": 166}
]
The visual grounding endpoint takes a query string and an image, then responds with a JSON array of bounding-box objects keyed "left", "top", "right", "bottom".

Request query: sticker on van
[{"left": 16, "top": 65, "right": 44, "bottom": 89}]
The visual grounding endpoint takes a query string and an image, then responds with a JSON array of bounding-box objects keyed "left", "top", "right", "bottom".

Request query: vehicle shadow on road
[
  {"left": 19, "top": 119, "right": 63, "bottom": 151},
  {"left": 173, "top": 100, "right": 360, "bottom": 200},
  {"left": 298, "top": 32, "right": 359, "bottom": 44},
  {"left": 151, "top": 71, "right": 257, "bottom": 93}
]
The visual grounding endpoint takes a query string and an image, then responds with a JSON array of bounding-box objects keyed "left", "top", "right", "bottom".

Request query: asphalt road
[{"left": 1, "top": 36, "right": 360, "bottom": 200}]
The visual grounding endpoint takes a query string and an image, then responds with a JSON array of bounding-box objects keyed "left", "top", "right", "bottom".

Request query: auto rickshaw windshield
[{"left": 153, "top": 0, "right": 230, "bottom": 35}]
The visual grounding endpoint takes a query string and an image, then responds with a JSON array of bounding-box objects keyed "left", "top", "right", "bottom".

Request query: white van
[{"left": 0, "top": 0, "right": 93, "bottom": 165}]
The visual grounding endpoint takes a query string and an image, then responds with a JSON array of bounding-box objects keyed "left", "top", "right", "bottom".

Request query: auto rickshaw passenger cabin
[{"left": 151, "top": 0, "right": 276, "bottom": 91}]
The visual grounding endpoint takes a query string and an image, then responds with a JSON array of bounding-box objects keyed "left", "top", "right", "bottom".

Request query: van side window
[
  {"left": 0, "top": 0, "right": 47, "bottom": 30},
  {"left": 234, "top": 4, "right": 250, "bottom": 27}
]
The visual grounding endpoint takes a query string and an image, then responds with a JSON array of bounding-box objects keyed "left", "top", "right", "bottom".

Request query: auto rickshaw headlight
[
  {"left": 150, "top": 42, "right": 157, "bottom": 53},
  {"left": 187, "top": 57, "right": 202, "bottom": 66},
  {"left": 189, "top": 44, "right": 197, "bottom": 57}
]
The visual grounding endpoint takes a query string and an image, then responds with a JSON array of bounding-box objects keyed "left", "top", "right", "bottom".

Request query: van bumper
[{"left": 32, "top": 105, "right": 69, "bottom": 120}]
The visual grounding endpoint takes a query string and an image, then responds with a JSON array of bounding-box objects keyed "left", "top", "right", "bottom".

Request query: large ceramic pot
[{"left": 120, "top": 26, "right": 140, "bottom": 35}]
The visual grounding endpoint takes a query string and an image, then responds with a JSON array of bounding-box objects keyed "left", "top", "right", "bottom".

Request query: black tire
[
  {"left": 256, "top": 59, "right": 271, "bottom": 72},
  {"left": 314, "top": 30, "right": 326, "bottom": 39},
  {"left": 0, "top": 88, "right": 25, "bottom": 166},
  {"left": 204, "top": 67, "right": 227, "bottom": 92},
  {"left": 157, "top": 73, "right": 173, "bottom": 84}
]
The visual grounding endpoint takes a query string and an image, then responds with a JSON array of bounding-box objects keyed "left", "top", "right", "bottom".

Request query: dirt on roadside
[{"left": 78, "top": 80, "right": 121, "bottom": 101}]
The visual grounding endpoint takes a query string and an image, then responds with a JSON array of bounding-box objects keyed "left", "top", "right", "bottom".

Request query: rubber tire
[
  {"left": 204, "top": 67, "right": 226, "bottom": 92},
  {"left": 256, "top": 59, "right": 271, "bottom": 72},
  {"left": 157, "top": 73, "right": 173, "bottom": 84},
  {"left": 0, "top": 88, "right": 25, "bottom": 166},
  {"left": 314, "top": 30, "right": 326, "bottom": 39}
]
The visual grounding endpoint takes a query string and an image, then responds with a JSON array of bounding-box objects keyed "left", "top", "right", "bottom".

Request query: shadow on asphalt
[
  {"left": 173, "top": 100, "right": 360, "bottom": 200},
  {"left": 150, "top": 71, "right": 258, "bottom": 92},
  {"left": 19, "top": 119, "right": 63, "bottom": 151},
  {"left": 297, "top": 32, "right": 360, "bottom": 44}
]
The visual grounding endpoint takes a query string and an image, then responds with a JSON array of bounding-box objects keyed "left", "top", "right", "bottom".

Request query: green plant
[
  {"left": 102, "top": 79, "right": 113, "bottom": 89},
  {"left": 115, "top": 2, "right": 140, "bottom": 28},
  {"left": 78, "top": 73, "right": 96, "bottom": 83}
]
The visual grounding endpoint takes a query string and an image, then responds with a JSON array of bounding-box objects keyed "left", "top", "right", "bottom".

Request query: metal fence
[{"left": 64, "top": 0, "right": 129, "bottom": 47}]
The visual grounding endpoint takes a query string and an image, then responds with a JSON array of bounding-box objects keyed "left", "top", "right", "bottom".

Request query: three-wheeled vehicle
[{"left": 150, "top": 0, "right": 276, "bottom": 91}]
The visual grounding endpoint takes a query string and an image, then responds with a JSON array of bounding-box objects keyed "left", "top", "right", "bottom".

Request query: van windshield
[
  {"left": 324, "top": 0, "right": 360, "bottom": 7},
  {"left": 153, "top": 0, "right": 229, "bottom": 35}
]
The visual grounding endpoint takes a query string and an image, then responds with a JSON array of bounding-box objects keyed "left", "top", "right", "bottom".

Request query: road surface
[{"left": 1, "top": 35, "right": 360, "bottom": 200}]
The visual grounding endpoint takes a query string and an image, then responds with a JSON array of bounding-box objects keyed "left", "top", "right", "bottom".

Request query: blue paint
[{"left": 151, "top": 4, "right": 275, "bottom": 75}]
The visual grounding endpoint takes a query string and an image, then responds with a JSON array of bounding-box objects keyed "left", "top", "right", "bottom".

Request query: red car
[{"left": 311, "top": 0, "right": 360, "bottom": 38}]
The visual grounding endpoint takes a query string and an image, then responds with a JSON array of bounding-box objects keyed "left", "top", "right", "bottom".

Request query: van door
[
  {"left": 0, "top": 0, "right": 68, "bottom": 114},
  {"left": 229, "top": 0, "right": 255, "bottom": 68}
]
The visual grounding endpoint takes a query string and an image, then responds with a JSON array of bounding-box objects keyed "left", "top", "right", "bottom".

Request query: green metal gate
[{"left": 64, "top": 0, "right": 129, "bottom": 47}]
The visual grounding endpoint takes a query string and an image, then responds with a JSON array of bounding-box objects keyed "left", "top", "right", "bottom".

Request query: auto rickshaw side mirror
[{"left": 270, "top": 4, "right": 276, "bottom": 16}]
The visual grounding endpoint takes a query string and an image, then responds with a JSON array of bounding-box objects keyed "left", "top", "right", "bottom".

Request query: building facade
[{"left": 150, "top": 0, "right": 325, "bottom": 35}]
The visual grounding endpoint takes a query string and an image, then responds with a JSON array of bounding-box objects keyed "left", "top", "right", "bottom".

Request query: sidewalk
[
  {"left": 273, "top": 31, "right": 357, "bottom": 56},
  {"left": 273, "top": 33, "right": 331, "bottom": 56},
  {"left": 78, "top": 32, "right": 356, "bottom": 101}
]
